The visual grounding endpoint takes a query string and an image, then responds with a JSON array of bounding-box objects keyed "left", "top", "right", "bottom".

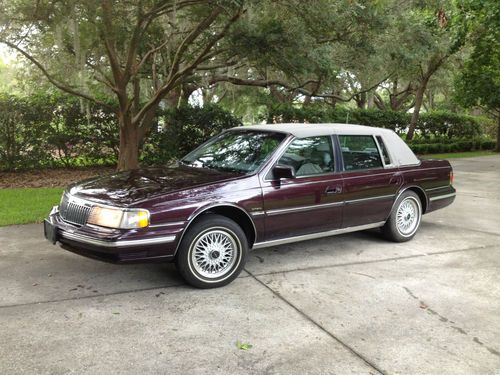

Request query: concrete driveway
[{"left": 1, "top": 156, "right": 499, "bottom": 375}]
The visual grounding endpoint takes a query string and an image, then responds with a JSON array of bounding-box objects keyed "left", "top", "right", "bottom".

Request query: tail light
[{"left": 450, "top": 170, "right": 454, "bottom": 185}]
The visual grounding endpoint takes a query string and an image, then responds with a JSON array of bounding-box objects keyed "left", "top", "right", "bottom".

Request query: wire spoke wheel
[
  {"left": 396, "top": 197, "right": 420, "bottom": 236},
  {"left": 190, "top": 229, "right": 239, "bottom": 279}
]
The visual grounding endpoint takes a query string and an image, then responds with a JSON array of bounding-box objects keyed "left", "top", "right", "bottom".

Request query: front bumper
[{"left": 44, "top": 206, "right": 181, "bottom": 263}]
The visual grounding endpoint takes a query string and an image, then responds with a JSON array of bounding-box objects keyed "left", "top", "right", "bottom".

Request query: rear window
[{"left": 339, "top": 135, "right": 383, "bottom": 171}]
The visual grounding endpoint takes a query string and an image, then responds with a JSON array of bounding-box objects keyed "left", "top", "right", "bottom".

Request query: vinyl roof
[{"left": 232, "top": 123, "right": 395, "bottom": 138}]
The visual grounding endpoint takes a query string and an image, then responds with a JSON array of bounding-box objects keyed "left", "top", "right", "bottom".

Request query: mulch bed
[{"left": 0, "top": 166, "right": 115, "bottom": 188}]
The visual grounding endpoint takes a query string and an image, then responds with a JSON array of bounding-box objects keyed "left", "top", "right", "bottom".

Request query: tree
[
  {"left": 384, "top": 1, "right": 464, "bottom": 140},
  {"left": 204, "top": 0, "right": 392, "bottom": 109},
  {"left": 454, "top": 0, "right": 500, "bottom": 151},
  {"left": 1, "top": 0, "right": 247, "bottom": 170},
  {"left": 0, "top": 0, "right": 393, "bottom": 169}
]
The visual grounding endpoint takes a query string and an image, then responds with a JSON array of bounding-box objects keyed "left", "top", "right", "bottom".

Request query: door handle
[{"left": 325, "top": 186, "right": 342, "bottom": 194}]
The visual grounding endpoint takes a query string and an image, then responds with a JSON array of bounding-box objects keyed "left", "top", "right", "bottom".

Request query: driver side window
[{"left": 277, "top": 136, "right": 334, "bottom": 177}]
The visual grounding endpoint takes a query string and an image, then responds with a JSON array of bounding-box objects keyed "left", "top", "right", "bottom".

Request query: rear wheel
[
  {"left": 175, "top": 214, "right": 248, "bottom": 288},
  {"left": 382, "top": 191, "right": 422, "bottom": 242}
]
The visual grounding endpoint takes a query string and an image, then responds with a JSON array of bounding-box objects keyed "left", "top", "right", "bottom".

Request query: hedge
[
  {"left": 0, "top": 95, "right": 242, "bottom": 171},
  {"left": 0, "top": 94, "right": 118, "bottom": 171},
  {"left": 141, "top": 104, "right": 242, "bottom": 166},
  {"left": 266, "top": 104, "right": 491, "bottom": 140},
  {"left": 265, "top": 104, "right": 496, "bottom": 153},
  {"left": 409, "top": 139, "right": 496, "bottom": 154},
  {"left": 0, "top": 96, "right": 496, "bottom": 171}
]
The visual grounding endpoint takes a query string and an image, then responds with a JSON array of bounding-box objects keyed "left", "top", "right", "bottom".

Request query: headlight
[{"left": 88, "top": 206, "right": 150, "bottom": 229}]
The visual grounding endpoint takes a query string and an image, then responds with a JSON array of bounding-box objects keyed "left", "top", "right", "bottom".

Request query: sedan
[{"left": 44, "top": 123, "right": 456, "bottom": 288}]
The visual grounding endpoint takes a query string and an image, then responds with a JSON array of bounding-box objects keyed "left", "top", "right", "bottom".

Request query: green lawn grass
[
  {"left": 0, "top": 188, "right": 63, "bottom": 226},
  {"left": 420, "top": 150, "right": 497, "bottom": 159}
]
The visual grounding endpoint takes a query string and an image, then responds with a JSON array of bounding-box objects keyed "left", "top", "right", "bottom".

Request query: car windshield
[{"left": 181, "top": 130, "right": 286, "bottom": 174}]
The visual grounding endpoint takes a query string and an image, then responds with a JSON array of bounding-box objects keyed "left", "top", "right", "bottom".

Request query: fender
[
  {"left": 174, "top": 202, "right": 258, "bottom": 256},
  {"left": 387, "top": 185, "right": 428, "bottom": 220}
]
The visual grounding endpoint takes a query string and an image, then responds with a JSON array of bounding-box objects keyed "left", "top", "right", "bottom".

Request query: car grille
[{"left": 59, "top": 195, "right": 93, "bottom": 226}]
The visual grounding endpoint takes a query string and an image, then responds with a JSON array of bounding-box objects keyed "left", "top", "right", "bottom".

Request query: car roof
[{"left": 231, "top": 123, "right": 395, "bottom": 138}]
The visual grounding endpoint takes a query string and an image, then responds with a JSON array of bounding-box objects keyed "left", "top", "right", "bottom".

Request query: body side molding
[{"left": 252, "top": 221, "right": 385, "bottom": 249}]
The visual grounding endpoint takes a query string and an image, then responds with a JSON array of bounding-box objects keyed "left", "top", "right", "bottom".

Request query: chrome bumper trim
[
  {"left": 429, "top": 193, "right": 456, "bottom": 202},
  {"left": 60, "top": 231, "right": 176, "bottom": 247},
  {"left": 252, "top": 221, "right": 385, "bottom": 249}
]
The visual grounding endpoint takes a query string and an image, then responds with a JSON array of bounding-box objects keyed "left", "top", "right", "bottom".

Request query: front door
[
  {"left": 338, "top": 134, "right": 401, "bottom": 228},
  {"left": 261, "top": 136, "right": 343, "bottom": 241}
]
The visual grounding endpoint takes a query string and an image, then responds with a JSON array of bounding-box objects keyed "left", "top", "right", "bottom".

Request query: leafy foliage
[
  {"left": 0, "top": 95, "right": 241, "bottom": 171},
  {"left": 454, "top": 0, "right": 499, "bottom": 116},
  {"left": 266, "top": 104, "right": 488, "bottom": 139},
  {"left": 0, "top": 94, "right": 117, "bottom": 170},
  {"left": 142, "top": 104, "right": 242, "bottom": 166},
  {"left": 0, "top": 94, "right": 54, "bottom": 170}
]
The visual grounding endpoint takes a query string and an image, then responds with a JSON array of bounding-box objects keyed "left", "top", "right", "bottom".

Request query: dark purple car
[{"left": 44, "top": 123, "right": 455, "bottom": 288}]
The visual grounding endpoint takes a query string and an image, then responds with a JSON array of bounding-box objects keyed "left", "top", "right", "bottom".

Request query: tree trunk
[
  {"left": 407, "top": 78, "right": 429, "bottom": 141},
  {"left": 496, "top": 116, "right": 500, "bottom": 152},
  {"left": 355, "top": 92, "right": 366, "bottom": 109},
  {"left": 367, "top": 92, "right": 375, "bottom": 109},
  {"left": 117, "top": 116, "right": 140, "bottom": 171}
]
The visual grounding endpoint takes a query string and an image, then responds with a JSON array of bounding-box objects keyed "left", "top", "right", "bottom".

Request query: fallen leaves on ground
[{"left": 0, "top": 167, "right": 115, "bottom": 188}]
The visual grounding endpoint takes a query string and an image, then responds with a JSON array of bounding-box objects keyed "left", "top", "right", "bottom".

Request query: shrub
[
  {"left": 141, "top": 104, "right": 243, "bottom": 166},
  {"left": 266, "top": 104, "right": 490, "bottom": 139},
  {"left": 480, "top": 139, "right": 496, "bottom": 150},
  {"left": 0, "top": 94, "right": 118, "bottom": 171},
  {"left": 0, "top": 94, "right": 54, "bottom": 170},
  {"left": 266, "top": 104, "right": 408, "bottom": 133},
  {"left": 417, "top": 111, "right": 483, "bottom": 139},
  {"left": 0, "top": 94, "right": 241, "bottom": 171}
]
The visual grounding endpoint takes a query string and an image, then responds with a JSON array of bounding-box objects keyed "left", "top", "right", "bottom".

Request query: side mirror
[{"left": 273, "top": 164, "right": 295, "bottom": 179}]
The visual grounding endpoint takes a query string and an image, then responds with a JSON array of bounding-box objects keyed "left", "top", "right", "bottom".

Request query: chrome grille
[{"left": 59, "top": 195, "right": 92, "bottom": 226}]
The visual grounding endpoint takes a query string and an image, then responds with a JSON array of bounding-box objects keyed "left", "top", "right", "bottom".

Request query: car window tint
[
  {"left": 376, "top": 135, "right": 391, "bottom": 165},
  {"left": 339, "top": 135, "right": 383, "bottom": 171},
  {"left": 278, "top": 136, "right": 334, "bottom": 177}
]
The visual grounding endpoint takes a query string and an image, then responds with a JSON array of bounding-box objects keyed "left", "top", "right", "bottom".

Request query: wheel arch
[
  {"left": 389, "top": 185, "right": 428, "bottom": 218},
  {"left": 174, "top": 203, "right": 257, "bottom": 256}
]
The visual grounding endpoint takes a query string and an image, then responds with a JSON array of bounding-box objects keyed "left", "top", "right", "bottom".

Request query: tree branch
[
  {"left": 0, "top": 40, "right": 114, "bottom": 110},
  {"left": 100, "top": 0, "right": 123, "bottom": 85},
  {"left": 132, "top": 7, "right": 244, "bottom": 126},
  {"left": 166, "top": 6, "right": 224, "bottom": 83},
  {"left": 210, "top": 73, "right": 391, "bottom": 103}
]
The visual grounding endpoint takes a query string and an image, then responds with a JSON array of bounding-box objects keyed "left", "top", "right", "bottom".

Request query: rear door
[
  {"left": 261, "top": 136, "right": 343, "bottom": 240},
  {"left": 338, "top": 134, "right": 401, "bottom": 228}
]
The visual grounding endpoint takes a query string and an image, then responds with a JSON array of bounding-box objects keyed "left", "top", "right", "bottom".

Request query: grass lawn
[
  {"left": 0, "top": 188, "right": 63, "bottom": 226},
  {"left": 420, "top": 150, "right": 497, "bottom": 159}
]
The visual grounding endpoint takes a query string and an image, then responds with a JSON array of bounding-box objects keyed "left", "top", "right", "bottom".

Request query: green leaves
[
  {"left": 454, "top": 0, "right": 500, "bottom": 116},
  {"left": 235, "top": 340, "right": 253, "bottom": 350}
]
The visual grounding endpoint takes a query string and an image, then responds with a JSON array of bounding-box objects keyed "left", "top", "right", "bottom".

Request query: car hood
[{"left": 67, "top": 165, "right": 242, "bottom": 206}]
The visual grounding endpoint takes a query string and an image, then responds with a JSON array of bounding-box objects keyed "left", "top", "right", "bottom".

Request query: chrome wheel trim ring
[
  {"left": 188, "top": 227, "right": 241, "bottom": 282},
  {"left": 395, "top": 196, "right": 421, "bottom": 237}
]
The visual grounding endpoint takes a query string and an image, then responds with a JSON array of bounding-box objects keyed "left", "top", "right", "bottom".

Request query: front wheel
[
  {"left": 382, "top": 191, "right": 422, "bottom": 242},
  {"left": 175, "top": 214, "right": 248, "bottom": 288}
]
